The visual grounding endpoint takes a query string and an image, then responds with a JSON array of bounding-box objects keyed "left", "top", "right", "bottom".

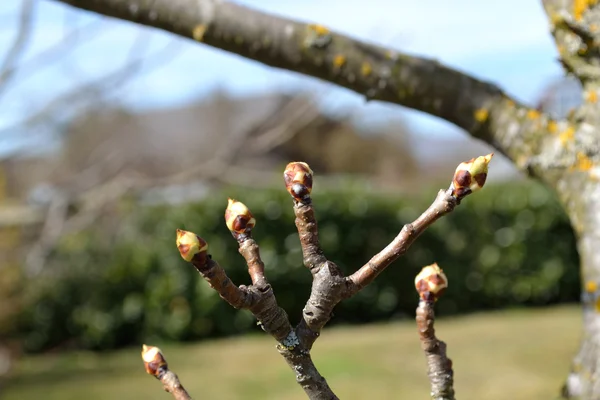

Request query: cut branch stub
[
  {"left": 225, "top": 198, "right": 256, "bottom": 239},
  {"left": 176, "top": 229, "right": 208, "bottom": 265},
  {"left": 451, "top": 153, "right": 494, "bottom": 201},
  {"left": 415, "top": 263, "right": 449, "bottom": 302},
  {"left": 284, "top": 161, "right": 314, "bottom": 203}
]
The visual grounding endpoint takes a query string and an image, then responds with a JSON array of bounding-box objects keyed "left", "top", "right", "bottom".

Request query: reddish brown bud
[
  {"left": 224, "top": 198, "right": 256, "bottom": 234},
  {"left": 415, "top": 263, "right": 448, "bottom": 302},
  {"left": 176, "top": 229, "right": 208, "bottom": 263},
  {"left": 451, "top": 153, "right": 493, "bottom": 199},
  {"left": 141, "top": 344, "right": 167, "bottom": 377},
  {"left": 283, "top": 161, "right": 313, "bottom": 202}
]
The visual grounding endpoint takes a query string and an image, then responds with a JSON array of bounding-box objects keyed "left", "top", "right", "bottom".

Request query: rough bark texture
[
  {"left": 190, "top": 235, "right": 337, "bottom": 399},
  {"left": 51, "top": 0, "right": 600, "bottom": 398},
  {"left": 416, "top": 299, "right": 455, "bottom": 400},
  {"left": 541, "top": 1, "right": 600, "bottom": 398}
]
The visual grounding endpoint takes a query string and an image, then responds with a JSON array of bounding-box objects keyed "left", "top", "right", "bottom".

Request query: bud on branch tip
[
  {"left": 141, "top": 344, "right": 167, "bottom": 376},
  {"left": 283, "top": 161, "right": 314, "bottom": 202},
  {"left": 415, "top": 263, "right": 448, "bottom": 302},
  {"left": 451, "top": 153, "right": 493, "bottom": 199},
  {"left": 225, "top": 198, "right": 256, "bottom": 234},
  {"left": 176, "top": 229, "right": 208, "bottom": 262}
]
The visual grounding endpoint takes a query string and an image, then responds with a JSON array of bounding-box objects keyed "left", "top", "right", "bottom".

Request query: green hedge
[{"left": 18, "top": 182, "right": 580, "bottom": 352}]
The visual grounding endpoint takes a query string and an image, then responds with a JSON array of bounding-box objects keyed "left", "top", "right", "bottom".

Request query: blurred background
[{"left": 0, "top": 0, "right": 586, "bottom": 399}]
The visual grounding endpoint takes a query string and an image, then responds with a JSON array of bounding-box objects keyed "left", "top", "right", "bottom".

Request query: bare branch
[
  {"left": 282, "top": 155, "right": 492, "bottom": 351},
  {"left": 54, "top": 0, "right": 552, "bottom": 171},
  {"left": 0, "top": 0, "right": 36, "bottom": 92},
  {"left": 141, "top": 345, "right": 192, "bottom": 400},
  {"left": 347, "top": 153, "right": 493, "bottom": 293},
  {"left": 414, "top": 264, "right": 455, "bottom": 400},
  {"left": 175, "top": 227, "right": 338, "bottom": 399}
]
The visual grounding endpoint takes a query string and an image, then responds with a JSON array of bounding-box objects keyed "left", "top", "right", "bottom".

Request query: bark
[
  {"left": 540, "top": 1, "right": 600, "bottom": 398},
  {"left": 50, "top": 0, "right": 600, "bottom": 398},
  {"left": 416, "top": 299, "right": 455, "bottom": 400},
  {"left": 55, "top": 0, "right": 557, "bottom": 173}
]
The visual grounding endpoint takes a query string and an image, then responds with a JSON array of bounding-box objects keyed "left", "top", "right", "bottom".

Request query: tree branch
[
  {"left": 0, "top": 0, "right": 36, "bottom": 93},
  {"left": 176, "top": 219, "right": 338, "bottom": 399},
  {"left": 55, "top": 0, "right": 549, "bottom": 171},
  {"left": 141, "top": 345, "right": 192, "bottom": 400},
  {"left": 414, "top": 264, "right": 455, "bottom": 400}
]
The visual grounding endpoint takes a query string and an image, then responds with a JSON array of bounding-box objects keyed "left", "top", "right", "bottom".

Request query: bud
[
  {"left": 451, "top": 153, "right": 493, "bottom": 199},
  {"left": 225, "top": 198, "right": 256, "bottom": 234},
  {"left": 176, "top": 229, "right": 208, "bottom": 263},
  {"left": 415, "top": 263, "right": 448, "bottom": 302},
  {"left": 141, "top": 344, "right": 167, "bottom": 376},
  {"left": 283, "top": 161, "right": 313, "bottom": 202}
]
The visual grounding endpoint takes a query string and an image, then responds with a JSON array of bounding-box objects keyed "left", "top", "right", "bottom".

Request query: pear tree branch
[{"left": 55, "top": 0, "right": 552, "bottom": 173}]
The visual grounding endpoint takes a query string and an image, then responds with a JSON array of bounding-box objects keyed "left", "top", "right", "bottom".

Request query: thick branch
[
  {"left": 416, "top": 299, "right": 455, "bottom": 400},
  {"left": 55, "top": 0, "right": 548, "bottom": 171}
]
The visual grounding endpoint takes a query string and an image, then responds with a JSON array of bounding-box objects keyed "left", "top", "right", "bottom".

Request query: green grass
[{"left": 4, "top": 305, "right": 581, "bottom": 400}]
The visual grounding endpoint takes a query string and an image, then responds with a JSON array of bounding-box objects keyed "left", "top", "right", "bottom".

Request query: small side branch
[
  {"left": 347, "top": 153, "right": 493, "bottom": 295},
  {"left": 176, "top": 199, "right": 338, "bottom": 400},
  {"left": 141, "top": 345, "right": 192, "bottom": 400},
  {"left": 414, "top": 264, "right": 455, "bottom": 400},
  {"left": 346, "top": 189, "right": 457, "bottom": 295}
]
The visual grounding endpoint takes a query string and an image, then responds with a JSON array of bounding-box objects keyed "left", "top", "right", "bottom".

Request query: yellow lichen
[
  {"left": 595, "top": 297, "right": 600, "bottom": 312},
  {"left": 547, "top": 120, "right": 558, "bottom": 134},
  {"left": 586, "top": 90, "right": 599, "bottom": 103},
  {"left": 550, "top": 12, "right": 564, "bottom": 25},
  {"left": 559, "top": 126, "right": 575, "bottom": 145},
  {"left": 361, "top": 62, "right": 372, "bottom": 76},
  {"left": 307, "top": 24, "right": 329, "bottom": 36},
  {"left": 586, "top": 280, "right": 598, "bottom": 293},
  {"left": 192, "top": 24, "right": 207, "bottom": 42},
  {"left": 333, "top": 55, "right": 346, "bottom": 68},
  {"left": 505, "top": 99, "right": 515, "bottom": 108},
  {"left": 527, "top": 109, "right": 541, "bottom": 119},
  {"left": 474, "top": 108, "right": 489, "bottom": 122},
  {"left": 592, "top": 24, "right": 599, "bottom": 32},
  {"left": 574, "top": 0, "right": 598, "bottom": 21},
  {"left": 575, "top": 152, "right": 594, "bottom": 171}
]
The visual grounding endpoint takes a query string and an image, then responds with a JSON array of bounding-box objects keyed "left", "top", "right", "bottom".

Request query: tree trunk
[{"left": 558, "top": 175, "right": 600, "bottom": 399}]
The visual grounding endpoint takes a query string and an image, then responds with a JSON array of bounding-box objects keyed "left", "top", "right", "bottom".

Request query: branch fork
[{"left": 144, "top": 155, "right": 493, "bottom": 399}]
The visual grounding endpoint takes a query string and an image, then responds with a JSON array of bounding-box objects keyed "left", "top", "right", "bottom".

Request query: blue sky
[{"left": 0, "top": 0, "right": 563, "bottom": 155}]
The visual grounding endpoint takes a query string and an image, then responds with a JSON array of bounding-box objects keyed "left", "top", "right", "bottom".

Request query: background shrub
[{"left": 17, "top": 182, "right": 579, "bottom": 352}]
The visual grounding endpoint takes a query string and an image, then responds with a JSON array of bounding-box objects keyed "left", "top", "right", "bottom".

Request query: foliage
[{"left": 17, "top": 182, "right": 579, "bottom": 352}]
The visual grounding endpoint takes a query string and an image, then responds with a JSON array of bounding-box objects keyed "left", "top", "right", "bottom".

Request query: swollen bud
[
  {"left": 415, "top": 263, "right": 448, "bottom": 302},
  {"left": 176, "top": 229, "right": 208, "bottom": 263},
  {"left": 141, "top": 344, "right": 167, "bottom": 377},
  {"left": 283, "top": 161, "right": 313, "bottom": 202},
  {"left": 225, "top": 198, "right": 256, "bottom": 235},
  {"left": 451, "top": 153, "right": 493, "bottom": 199}
]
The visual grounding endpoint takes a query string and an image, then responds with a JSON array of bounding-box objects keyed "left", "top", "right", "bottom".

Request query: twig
[
  {"left": 176, "top": 221, "right": 338, "bottom": 400},
  {"left": 0, "top": 0, "right": 36, "bottom": 93},
  {"left": 172, "top": 154, "right": 492, "bottom": 399},
  {"left": 141, "top": 345, "right": 192, "bottom": 400},
  {"left": 414, "top": 264, "right": 455, "bottom": 400},
  {"left": 284, "top": 155, "right": 492, "bottom": 350}
]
